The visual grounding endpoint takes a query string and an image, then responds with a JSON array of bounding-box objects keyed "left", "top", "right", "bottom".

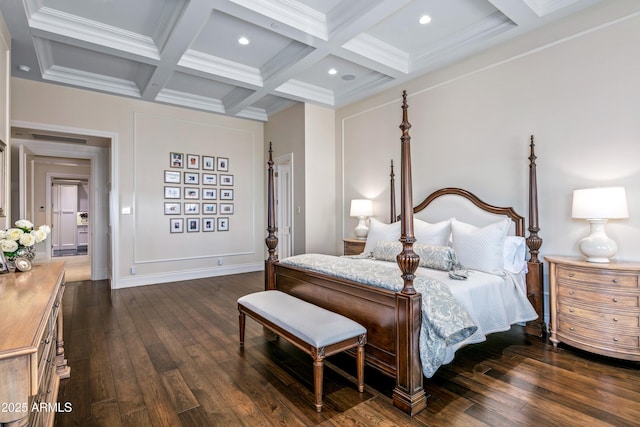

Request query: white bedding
[{"left": 359, "top": 258, "right": 538, "bottom": 364}]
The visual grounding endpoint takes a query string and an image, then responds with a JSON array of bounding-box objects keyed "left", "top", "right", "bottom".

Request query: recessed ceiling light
[
  {"left": 238, "top": 37, "right": 250, "bottom": 45},
  {"left": 419, "top": 15, "right": 432, "bottom": 25},
  {"left": 328, "top": 68, "right": 337, "bottom": 75}
]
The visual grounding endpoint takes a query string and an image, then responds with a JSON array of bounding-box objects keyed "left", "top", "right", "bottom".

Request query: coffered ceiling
[{"left": 1, "top": 0, "right": 602, "bottom": 122}]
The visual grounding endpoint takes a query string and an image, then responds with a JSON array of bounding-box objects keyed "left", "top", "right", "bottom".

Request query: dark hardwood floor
[{"left": 55, "top": 272, "right": 640, "bottom": 426}]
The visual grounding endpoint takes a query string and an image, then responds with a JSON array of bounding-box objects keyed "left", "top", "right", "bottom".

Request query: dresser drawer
[
  {"left": 558, "top": 318, "right": 640, "bottom": 349},
  {"left": 557, "top": 286, "right": 639, "bottom": 308},
  {"left": 557, "top": 303, "right": 640, "bottom": 328},
  {"left": 557, "top": 265, "right": 638, "bottom": 288}
]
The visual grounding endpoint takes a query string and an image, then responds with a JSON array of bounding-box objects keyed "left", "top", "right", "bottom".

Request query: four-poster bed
[{"left": 263, "top": 91, "right": 545, "bottom": 415}]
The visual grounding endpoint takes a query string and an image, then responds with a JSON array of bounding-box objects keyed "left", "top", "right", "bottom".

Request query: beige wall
[
  {"left": 336, "top": 1, "right": 640, "bottom": 318},
  {"left": 11, "top": 78, "right": 264, "bottom": 288},
  {"left": 0, "top": 10, "right": 10, "bottom": 229},
  {"left": 264, "top": 103, "right": 306, "bottom": 254}
]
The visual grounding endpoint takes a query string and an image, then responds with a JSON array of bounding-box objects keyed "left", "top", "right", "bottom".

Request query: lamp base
[
  {"left": 354, "top": 216, "right": 369, "bottom": 240},
  {"left": 578, "top": 219, "right": 617, "bottom": 263}
]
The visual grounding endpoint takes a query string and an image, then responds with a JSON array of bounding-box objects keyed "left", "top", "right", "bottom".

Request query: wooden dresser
[
  {"left": 343, "top": 238, "right": 366, "bottom": 256},
  {"left": 546, "top": 256, "right": 640, "bottom": 361},
  {"left": 0, "top": 262, "right": 70, "bottom": 426}
]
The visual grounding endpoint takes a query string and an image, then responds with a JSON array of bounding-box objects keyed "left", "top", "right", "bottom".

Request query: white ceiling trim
[
  {"left": 43, "top": 65, "right": 141, "bottom": 98},
  {"left": 179, "top": 50, "right": 263, "bottom": 88},
  {"left": 275, "top": 79, "right": 334, "bottom": 105},
  {"left": 235, "top": 106, "right": 269, "bottom": 121},
  {"left": 342, "top": 33, "right": 409, "bottom": 74},
  {"left": 27, "top": 6, "right": 160, "bottom": 60},
  {"left": 229, "top": 0, "right": 328, "bottom": 41},
  {"left": 524, "top": 0, "right": 582, "bottom": 17},
  {"left": 155, "top": 89, "right": 225, "bottom": 114}
]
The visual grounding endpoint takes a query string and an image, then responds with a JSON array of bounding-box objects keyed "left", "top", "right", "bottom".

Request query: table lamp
[
  {"left": 350, "top": 199, "right": 373, "bottom": 240},
  {"left": 571, "top": 187, "right": 628, "bottom": 263}
]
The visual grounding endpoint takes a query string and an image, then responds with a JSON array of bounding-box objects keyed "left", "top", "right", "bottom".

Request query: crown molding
[
  {"left": 179, "top": 50, "right": 263, "bottom": 87},
  {"left": 155, "top": 89, "right": 225, "bottom": 114},
  {"left": 342, "top": 33, "right": 409, "bottom": 74},
  {"left": 275, "top": 79, "right": 334, "bottom": 106}
]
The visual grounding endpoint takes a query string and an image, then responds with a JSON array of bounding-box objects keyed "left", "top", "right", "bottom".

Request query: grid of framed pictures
[{"left": 165, "top": 152, "right": 234, "bottom": 233}]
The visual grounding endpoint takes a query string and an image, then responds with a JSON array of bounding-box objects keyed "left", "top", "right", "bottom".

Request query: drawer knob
[
  {"left": 568, "top": 273, "right": 575, "bottom": 277},
  {"left": 612, "top": 279, "right": 618, "bottom": 284},
  {"left": 569, "top": 308, "right": 574, "bottom": 313},
  {"left": 613, "top": 338, "right": 619, "bottom": 342},
  {"left": 569, "top": 327, "right": 574, "bottom": 331},
  {"left": 613, "top": 318, "right": 618, "bottom": 322},
  {"left": 569, "top": 291, "right": 574, "bottom": 296},
  {"left": 612, "top": 298, "right": 618, "bottom": 303}
]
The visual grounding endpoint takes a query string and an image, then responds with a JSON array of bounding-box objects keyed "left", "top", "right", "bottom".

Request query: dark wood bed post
[
  {"left": 390, "top": 160, "right": 396, "bottom": 223},
  {"left": 525, "top": 136, "right": 546, "bottom": 337},
  {"left": 392, "top": 91, "right": 427, "bottom": 415},
  {"left": 265, "top": 142, "right": 278, "bottom": 290}
]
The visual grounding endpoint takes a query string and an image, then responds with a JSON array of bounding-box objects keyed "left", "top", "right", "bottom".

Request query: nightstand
[
  {"left": 343, "top": 238, "right": 366, "bottom": 255},
  {"left": 546, "top": 255, "right": 640, "bottom": 361}
]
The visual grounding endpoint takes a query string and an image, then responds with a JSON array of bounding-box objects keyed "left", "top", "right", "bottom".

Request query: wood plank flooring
[{"left": 55, "top": 272, "right": 640, "bottom": 426}]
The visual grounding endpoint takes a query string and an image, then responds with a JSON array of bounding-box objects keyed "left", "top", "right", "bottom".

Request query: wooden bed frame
[{"left": 264, "top": 91, "right": 545, "bottom": 416}]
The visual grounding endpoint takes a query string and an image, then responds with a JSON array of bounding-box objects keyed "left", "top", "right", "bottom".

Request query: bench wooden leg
[
  {"left": 239, "top": 311, "right": 245, "bottom": 348},
  {"left": 356, "top": 341, "right": 365, "bottom": 393},
  {"left": 312, "top": 349, "right": 324, "bottom": 412}
]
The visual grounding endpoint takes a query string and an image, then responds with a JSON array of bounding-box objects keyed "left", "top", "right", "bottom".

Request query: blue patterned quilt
[{"left": 278, "top": 253, "right": 477, "bottom": 377}]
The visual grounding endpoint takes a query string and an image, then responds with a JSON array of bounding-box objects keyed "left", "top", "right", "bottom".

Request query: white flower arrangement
[{"left": 0, "top": 219, "right": 51, "bottom": 260}]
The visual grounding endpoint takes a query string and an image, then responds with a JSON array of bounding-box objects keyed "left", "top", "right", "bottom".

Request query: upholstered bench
[{"left": 237, "top": 290, "right": 367, "bottom": 412}]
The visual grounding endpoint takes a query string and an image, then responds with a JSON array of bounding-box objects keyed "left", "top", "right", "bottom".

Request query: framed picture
[
  {"left": 202, "top": 203, "right": 217, "bottom": 214},
  {"left": 187, "top": 154, "right": 200, "bottom": 169},
  {"left": 184, "top": 172, "right": 199, "bottom": 185},
  {"left": 170, "top": 152, "right": 183, "bottom": 168},
  {"left": 220, "top": 189, "right": 234, "bottom": 200},
  {"left": 203, "top": 188, "right": 217, "bottom": 200},
  {"left": 203, "top": 156, "right": 215, "bottom": 171},
  {"left": 0, "top": 252, "right": 9, "bottom": 274},
  {"left": 217, "top": 157, "right": 229, "bottom": 172},
  {"left": 184, "top": 187, "right": 200, "bottom": 199},
  {"left": 220, "top": 203, "right": 234, "bottom": 214},
  {"left": 164, "top": 202, "right": 181, "bottom": 215},
  {"left": 170, "top": 218, "right": 184, "bottom": 233},
  {"left": 220, "top": 174, "right": 234, "bottom": 186},
  {"left": 217, "top": 217, "right": 229, "bottom": 231},
  {"left": 164, "top": 170, "right": 181, "bottom": 183},
  {"left": 187, "top": 218, "right": 200, "bottom": 232},
  {"left": 203, "top": 217, "right": 215, "bottom": 232},
  {"left": 184, "top": 203, "right": 200, "bottom": 214},
  {"left": 202, "top": 173, "right": 217, "bottom": 185},
  {"left": 164, "top": 186, "right": 181, "bottom": 199}
]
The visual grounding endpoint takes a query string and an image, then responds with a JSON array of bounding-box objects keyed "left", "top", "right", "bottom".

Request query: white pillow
[
  {"left": 362, "top": 218, "right": 401, "bottom": 255},
  {"left": 414, "top": 218, "right": 451, "bottom": 246},
  {"left": 503, "top": 236, "right": 527, "bottom": 274},
  {"left": 451, "top": 218, "right": 510, "bottom": 275}
]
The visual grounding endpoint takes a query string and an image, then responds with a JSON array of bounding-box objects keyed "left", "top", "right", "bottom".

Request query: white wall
[
  {"left": 10, "top": 78, "right": 264, "bottom": 288},
  {"left": 336, "top": 2, "right": 640, "bottom": 319},
  {"left": 304, "top": 104, "right": 336, "bottom": 254},
  {"left": 0, "top": 10, "right": 10, "bottom": 229}
]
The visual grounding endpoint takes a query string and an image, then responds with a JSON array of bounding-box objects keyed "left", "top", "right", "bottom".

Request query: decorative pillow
[
  {"left": 372, "top": 240, "right": 458, "bottom": 271},
  {"left": 362, "top": 218, "right": 401, "bottom": 255},
  {"left": 414, "top": 218, "right": 451, "bottom": 246},
  {"left": 503, "top": 236, "right": 527, "bottom": 274},
  {"left": 451, "top": 218, "right": 510, "bottom": 275}
]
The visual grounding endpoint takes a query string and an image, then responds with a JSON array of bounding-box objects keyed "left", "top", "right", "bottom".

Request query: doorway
[
  {"left": 51, "top": 178, "right": 89, "bottom": 257},
  {"left": 275, "top": 153, "right": 293, "bottom": 258},
  {"left": 11, "top": 123, "right": 113, "bottom": 283}
]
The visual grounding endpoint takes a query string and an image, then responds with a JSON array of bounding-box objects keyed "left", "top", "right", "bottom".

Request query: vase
[{"left": 6, "top": 246, "right": 36, "bottom": 271}]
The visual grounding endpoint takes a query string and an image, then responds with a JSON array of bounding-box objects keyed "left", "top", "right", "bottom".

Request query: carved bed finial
[
  {"left": 390, "top": 159, "right": 396, "bottom": 223},
  {"left": 266, "top": 142, "right": 278, "bottom": 263},
  {"left": 397, "top": 90, "right": 419, "bottom": 295}
]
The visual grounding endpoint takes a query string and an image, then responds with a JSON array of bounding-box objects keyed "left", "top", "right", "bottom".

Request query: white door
[
  {"left": 52, "top": 183, "right": 78, "bottom": 253},
  {"left": 275, "top": 154, "right": 293, "bottom": 258}
]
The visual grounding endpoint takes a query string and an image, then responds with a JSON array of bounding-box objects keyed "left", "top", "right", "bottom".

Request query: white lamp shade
[
  {"left": 350, "top": 199, "right": 373, "bottom": 217},
  {"left": 572, "top": 187, "right": 629, "bottom": 219}
]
